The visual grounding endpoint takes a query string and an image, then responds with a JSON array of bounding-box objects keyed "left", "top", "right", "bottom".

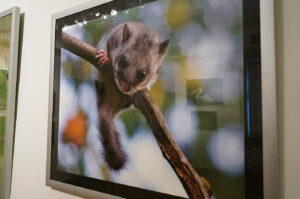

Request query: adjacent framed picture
[
  {"left": 0, "top": 7, "right": 20, "bottom": 199},
  {"left": 187, "top": 78, "right": 224, "bottom": 106},
  {"left": 47, "top": 0, "right": 270, "bottom": 199}
]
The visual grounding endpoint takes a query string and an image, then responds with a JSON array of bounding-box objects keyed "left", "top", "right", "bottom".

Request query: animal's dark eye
[
  {"left": 136, "top": 70, "right": 147, "bottom": 81},
  {"left": 118, "top": 56, "right": 128, "bottom": 69}
]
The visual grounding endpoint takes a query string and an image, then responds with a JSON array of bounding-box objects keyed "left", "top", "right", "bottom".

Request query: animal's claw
[{"left": 95, "top": 50, "right": 110, "bottom": 66}]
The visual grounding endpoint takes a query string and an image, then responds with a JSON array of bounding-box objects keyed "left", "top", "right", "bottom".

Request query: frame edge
[{"left": 260, "top": 0, "right": 280, "bottom": 199}]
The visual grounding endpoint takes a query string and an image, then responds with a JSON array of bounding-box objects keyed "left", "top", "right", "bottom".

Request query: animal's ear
[
  {"left": 122, "top": 24, "right": 131, "bottom": 43},
  {"left": 158, "top": 39, "right": 169, "bottom": 56}
]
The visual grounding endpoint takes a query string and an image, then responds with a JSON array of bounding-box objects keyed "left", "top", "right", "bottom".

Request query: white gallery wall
[
  {"left": 275, "top": 0, "right": 300, "bottom": 199},
  {"left": 0, "top": 0, "right": 298, "bottom": 199}
]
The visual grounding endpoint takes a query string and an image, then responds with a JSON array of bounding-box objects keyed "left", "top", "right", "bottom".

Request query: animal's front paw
[{"left": 95, "top": 50, "right": 110, "bottom": 66}]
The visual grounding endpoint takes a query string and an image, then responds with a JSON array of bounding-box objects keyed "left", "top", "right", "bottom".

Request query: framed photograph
[
  {"left": 47, "top": 0, "right": 271, "bottom": 199},
  {"left": 0, "top": 7, "right": 20, "bottom": 199}
]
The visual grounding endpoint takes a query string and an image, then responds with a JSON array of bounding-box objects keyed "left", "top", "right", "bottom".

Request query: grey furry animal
[{"left": 94, "top": 21, "right": 169, "bottom": 170}]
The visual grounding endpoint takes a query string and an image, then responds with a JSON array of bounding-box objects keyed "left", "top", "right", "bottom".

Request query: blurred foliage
[
  {"left": 230, "top": 14, "right": 243, "bottom": 36},
  {"left": 119, "top": 109, "right": 147, "bottom": 137},
  {"left": 0, "top": 115, "right": 6, "bottom": 192},
  {"left": 0, "top": 15, "right": 12, "bottom": 69},
  {"left": 85, "top": 18, "right": 108, "bottom": 46},
  {"left": 100, "top": 165, "right": 111, "bottom": 181},
  {"left": 62, "top": 60, "right": 93, "bottom": 87},
  {"left": 0, "top": 116, "right": 6, "bottom": 157},
  {"left": 166, "top": 0, "right": 194, "bottom": 30},
  {"left": 0, "top": 70, "right": 8, "bottom": 108}
]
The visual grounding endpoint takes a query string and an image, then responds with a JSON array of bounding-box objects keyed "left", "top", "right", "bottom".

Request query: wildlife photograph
[
  {"left": 0, "top": 13, "right": 11, "bottom": 197},
  {"left": 56, "top": 0, "right": 245, "bottom": 198}
]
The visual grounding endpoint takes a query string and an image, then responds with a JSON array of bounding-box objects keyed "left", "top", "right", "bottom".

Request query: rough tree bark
[{"left": 59, "top": 32, "right": 212, "bottom": 199}]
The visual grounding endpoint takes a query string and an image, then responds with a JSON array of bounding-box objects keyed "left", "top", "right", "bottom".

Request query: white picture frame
[{"left": 0, "top": 6, "right": 20, "bottom": 199}]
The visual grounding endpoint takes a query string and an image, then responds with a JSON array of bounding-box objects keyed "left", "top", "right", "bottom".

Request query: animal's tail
[{"left": 99, "top": 112, "right": 127, "bottom": 170}]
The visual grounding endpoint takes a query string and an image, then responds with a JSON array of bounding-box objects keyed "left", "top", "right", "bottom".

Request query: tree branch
[
  {"left": 60, "top": 32, "right": 212, "bottom": 199},
  {"left": 60, "top": 33, "right": 100, "bottom": 69}
]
